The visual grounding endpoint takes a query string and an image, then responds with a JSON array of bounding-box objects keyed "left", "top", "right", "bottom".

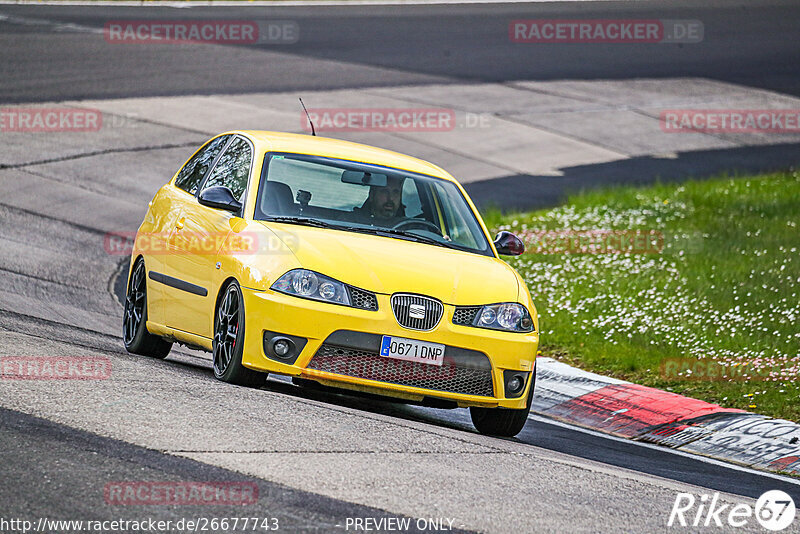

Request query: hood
[{"left": 261, "top": 222, "right": 519, "bottom": 305}]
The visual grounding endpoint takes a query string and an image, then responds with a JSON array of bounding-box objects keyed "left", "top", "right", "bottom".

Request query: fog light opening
[
  {"left": 273, "top": 338, "right": 293, "bottom": 358},
  {"left": 507, "top": 375, "right": 524, "bottom": 395}
]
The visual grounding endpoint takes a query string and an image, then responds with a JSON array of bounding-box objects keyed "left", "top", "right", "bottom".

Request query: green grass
[{"left": 485, "top": 170, "right": 800, "bottom": 422}]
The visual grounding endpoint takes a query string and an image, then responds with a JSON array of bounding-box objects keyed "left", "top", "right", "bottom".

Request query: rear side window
[
  {"left": 174, "top": 135, "right": 230, "bottom": 195},
  {"left": 201, "top": 136, "right": 253, "bottom": 201}
]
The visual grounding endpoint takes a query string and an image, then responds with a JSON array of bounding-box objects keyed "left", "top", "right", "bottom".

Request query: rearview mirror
[
  {"left": 341, "top": 171, "right": 388, "bottom": 187},
  {"left": 198, "top": 186, "right": 242, "bottom": 213},
  {"left": 494, "top": 231, "right": 525, "bottom": 256}
]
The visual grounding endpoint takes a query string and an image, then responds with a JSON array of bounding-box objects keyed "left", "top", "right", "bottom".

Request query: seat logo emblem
[{"left": 409, "top": 304, "right": 426, "bottom": 319}]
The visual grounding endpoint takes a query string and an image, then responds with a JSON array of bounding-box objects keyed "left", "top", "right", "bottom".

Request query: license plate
[{"left": 380, "top": 336, "right": 445, "bottom": 366}]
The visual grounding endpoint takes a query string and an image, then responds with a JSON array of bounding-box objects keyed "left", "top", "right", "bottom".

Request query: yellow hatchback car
[{"left": 123, "top": 131, "right": 539, "bottom": 436}]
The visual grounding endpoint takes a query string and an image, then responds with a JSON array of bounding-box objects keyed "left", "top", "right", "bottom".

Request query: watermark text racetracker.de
[
  {"left": 103, "top": 20, "right": 299, "bottom": 44},
  {"left": 301, "top": 108, "right": 459, "bottom": 133},
  {"left": 104, "top": 481, "right": 258, "bottom": 506},
  {"left": 662, "top": 358, "right": 799, "bottom": 382},
  {"left": 0, "top": 108, "right": 101, "bottom": 132},
  {"left": 0, "top": 108, "right": 140, "bottom": 133},
  {"left": 519, "top": 229, "right": 664, "bottom": 254},
  {"left": 304, "top": 354, "right": 459, "bottom": 383},
  {"left": 661, "top": 109, "right": 800, "bottom": 133},
  {"left": 668, "top": 490, "right": 795, "bottom": 531},
  {"left": 104, "top": 231, "right": 298, "bottom": 256},
  {"left": 510, "top": 19, "right": 703, "bottom": 43},
  {"left": 0, "top": 356, "right": 111, "bottom": 380}
]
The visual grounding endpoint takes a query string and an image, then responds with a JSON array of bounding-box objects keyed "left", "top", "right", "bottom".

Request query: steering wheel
[{"left": 391, "top": 218, "right": 442, "bottom": 234}]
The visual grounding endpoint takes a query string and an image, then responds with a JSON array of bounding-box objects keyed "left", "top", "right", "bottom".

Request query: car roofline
[{"left": 221, "top": 130, "right": 457, "bottom": 183}]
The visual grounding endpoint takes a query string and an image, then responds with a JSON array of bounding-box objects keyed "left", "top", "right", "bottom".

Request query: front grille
[
  {"left": 348, "top": 286, "right": 378, "bottom": 310},
  {"left": 391, "top": 293, "right": 443, "bottom": 331},
  {"left": 453, "top": 306, "right": 480, "bottom": 325},
  {"left": 308, "top": 343, "right": 494, "bottom": 397}
]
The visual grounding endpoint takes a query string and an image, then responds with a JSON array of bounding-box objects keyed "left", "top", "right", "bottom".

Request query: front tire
[
  {"left": 212, "top": 281, "right": 265, "bottom": 388},
  {"left": 123, "top": 258, "right": 172, "bottom": 359},
  {"left": 470, "top": 373, "right": 535, "bottom": 437}
]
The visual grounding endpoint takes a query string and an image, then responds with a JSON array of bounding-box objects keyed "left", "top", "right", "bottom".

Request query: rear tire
[
  {"left": 470, "top": 373, "right": 535, "bottom": 437},
  {"left": 212, "top": 281, "right": 266, "bottom": 388},
  {"left": 122, "top": 258, "right": 172, "bottom": 359}
]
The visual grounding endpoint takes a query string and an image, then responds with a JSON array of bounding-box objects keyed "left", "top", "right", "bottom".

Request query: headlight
[
  {"left": 271, "top": 269, "right": 351, "bottom": 306},
  {"left": 470, "top": 303, "right": 534, "bottom": 332}
]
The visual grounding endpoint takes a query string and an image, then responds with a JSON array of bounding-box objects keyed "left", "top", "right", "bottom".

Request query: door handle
[{"left": 176, "top": 218, "right": 185, "bottom": 230}]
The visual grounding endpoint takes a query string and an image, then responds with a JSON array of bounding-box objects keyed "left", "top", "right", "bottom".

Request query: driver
[{"left": 353, "top": 175, "right": 406, "bottom": 223}]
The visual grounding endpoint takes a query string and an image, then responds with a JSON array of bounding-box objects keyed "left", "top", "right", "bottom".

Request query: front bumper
[{"left": 240, "top": 287, "right": 538, "bottom": 409}]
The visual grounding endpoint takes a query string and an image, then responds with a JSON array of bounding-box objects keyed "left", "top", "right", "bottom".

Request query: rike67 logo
[{"left": 668, "top": 490, "right": 796, "bottom": 531}]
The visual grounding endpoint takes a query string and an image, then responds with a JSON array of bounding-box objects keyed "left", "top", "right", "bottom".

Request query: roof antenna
[{"left": 299, "top": 98, "right": 316, "bottom": 136}]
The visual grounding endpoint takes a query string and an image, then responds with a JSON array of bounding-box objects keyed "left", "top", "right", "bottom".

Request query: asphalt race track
[
  {"left": 1, "top": 1, "right": 800, "bottom": 102},
  {"left": 1, "top": 1, "right": 800, "bottom": 533}
]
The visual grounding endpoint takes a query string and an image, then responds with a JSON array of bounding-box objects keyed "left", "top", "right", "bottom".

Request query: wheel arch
[
  {"left": 127, "top": 253, "right": 145, "bottom": 281},
  {"left": 214, "top": 276, "right": 240, "bottom": 314}
]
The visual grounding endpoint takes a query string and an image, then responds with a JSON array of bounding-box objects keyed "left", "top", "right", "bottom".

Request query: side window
[
  {"left": 402, "top": 179, "right": 423, "bottom": 218},
  {"left": 174, "top": 135, "right": 230, "bottom": 195},
  {"left": 201, "top": 137, "right": 252, "bottom": 201},
  {"left": 432, "top": 182, "right": 480, "bottom": 248}
]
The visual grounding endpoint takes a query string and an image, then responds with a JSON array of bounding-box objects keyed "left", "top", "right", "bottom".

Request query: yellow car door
[
  {"left": 165, "top": 135, "right": 254, "bottom": 339},
  {"left": 139, "top": 184, "right": 182, "bottom": 327},
  {"left": 141, "top": 134, "right": 231, "bottom": 328}
]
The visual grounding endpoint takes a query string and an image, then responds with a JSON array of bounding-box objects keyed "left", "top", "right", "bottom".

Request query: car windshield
[{"left": 254, "top": 153, "right": 492, "bottom": 256}]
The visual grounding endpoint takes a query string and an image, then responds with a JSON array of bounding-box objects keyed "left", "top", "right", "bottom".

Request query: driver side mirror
[
  {"left": 494, "top": 231, "right": 525, "bottom": 256},
  {"left": 198, "top": 186, "right": 242, "bottom": 213}
]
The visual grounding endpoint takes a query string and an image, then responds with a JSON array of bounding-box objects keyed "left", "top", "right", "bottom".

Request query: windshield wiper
[
  {"left": 366, "top": 228, "right": 458, "bottom": 250},
  {"left": 264, "top": 218, "right": 461, "bottom": 250},
  {"left": 263, "top": 216, "right": 339, "bottom": 229}
]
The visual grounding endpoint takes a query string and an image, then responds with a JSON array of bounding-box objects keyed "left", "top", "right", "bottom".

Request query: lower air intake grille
[{"left": 308, "top": 344, "right": 494, "bottom": 397}]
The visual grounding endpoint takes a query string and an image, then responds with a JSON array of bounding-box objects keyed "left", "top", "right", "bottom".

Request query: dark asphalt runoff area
[
  {"left": 0, "top": 407, "right": 459, "bottom": 534},
  {"left": 0, "top": 1, "right": 799, "bottom": 103}
]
